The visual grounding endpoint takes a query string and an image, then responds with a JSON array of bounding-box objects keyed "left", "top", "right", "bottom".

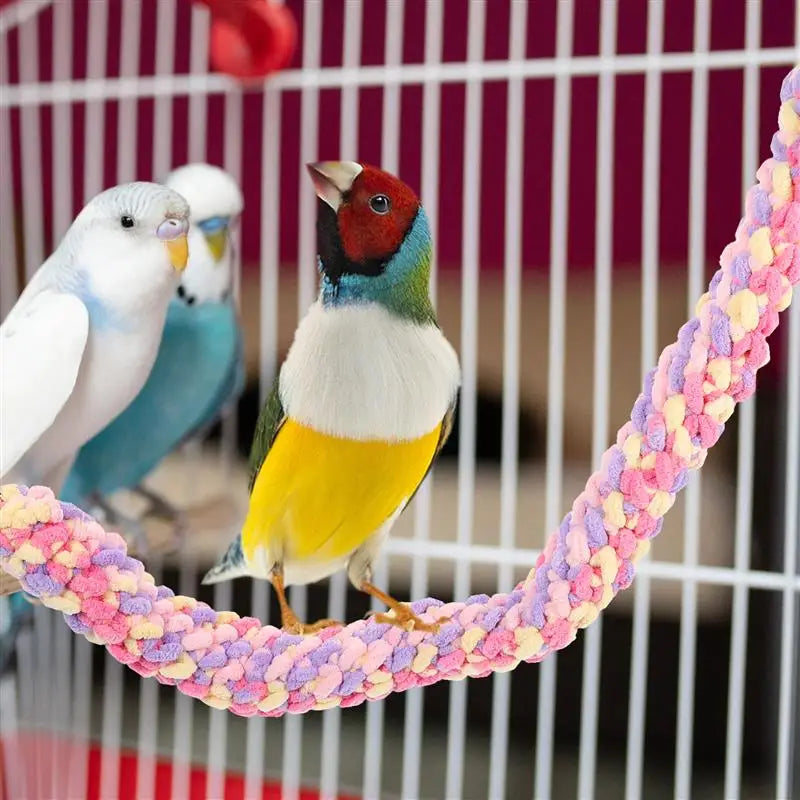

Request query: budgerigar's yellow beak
[
  {"left": 204, "top": 228, "right": 229, "bottom": 263},
  {"left": 165, "top": 235, "right": 189, "bottom": 272}
]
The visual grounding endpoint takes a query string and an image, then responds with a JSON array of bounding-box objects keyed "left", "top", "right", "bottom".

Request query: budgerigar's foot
[
  {"left": 134, "top": 485, "right": 188, "bottom": 553},
  {"left": 373, "top": 605, "right": 441, "bottom": 633},
  {"left": 87, "top": 494, "right": 149, "bottom": 557},
  {"left": 162, "top": 511, "right": 189, "bottom": 555},
  {"left": 136, "top": 486, "right": 182, "bottom": 523},
  {"left": 124, "top": 519, "right": 150, "bottom": 558},
  {"left": 282, "top": 617, "right": 342, "bottom": 636}
]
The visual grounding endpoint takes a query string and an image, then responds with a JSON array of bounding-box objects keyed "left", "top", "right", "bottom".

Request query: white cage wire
[{"left": 0, "top": 1, "right": 799, "bottom": 798}]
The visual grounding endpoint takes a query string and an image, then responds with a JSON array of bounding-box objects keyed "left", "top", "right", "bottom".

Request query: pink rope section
[{"left": 2, "top": 67, "right": 800, "bottom": 718}]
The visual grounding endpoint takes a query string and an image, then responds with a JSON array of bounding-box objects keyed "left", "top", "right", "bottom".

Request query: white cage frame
[{"left": 0, "top": 1, "right": 798, "bottom": 799}]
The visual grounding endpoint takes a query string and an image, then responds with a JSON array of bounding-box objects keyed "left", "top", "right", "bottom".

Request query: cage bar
[
  {"left": 486, "top": 3, "right": 527, "bottom": 798},
  {"left": 0, "top": 30, "right": 16, "bottom": 319},
  {"left": 281, "top": 3, "right": 324, "bottom": 797},
  {"left": 577, "top": 3, "right": 618, "bottom": 796},
  {"left": 82, "top": 0, "right": 108, "bottom": 203},
  {"left": 362, "top": 3, "right": 406, "bottom": 796},
  {"left": 535, "top": 1, "right": 575, "bottom": 796},
  {"left": 400, "top": 3, "right": 445, "bottom": 797},
  {"left": 246, "top": 73, "right": 282, "bottom": 800},
  {"left": 116, "top": 0, "right": 142, "bottom": 185},
  {"left": 776, "top": 301, "right": 799, "bottom": 800},
  {"left": 187, "top": 2, "right": 210, "bottom": 164},
  {"left": 674, "top": 4, "right": 712, "bottom": 798},
  {"left": 625, "top": 3, "right": 665, "bottom": 797},
  {"left": 152, "top": 0, "right": 178, "bottom": 179},
  {"left": 4, "top": 47, "right": 800, "bottom": 110},
  {"left": 723, "top": 5, "right": 762, "bottom": 796},
  {"left": 444, "top": 3, "right": 486, "bottom": 798},
  {"left": 50, "top": 0, "right": 72, "bottom": 238},
  {"left": 17, "top": 11, "right": 43, "bottom": 278},
  {"left": 318, "top": 7, "right": 363, "bottom": 799}
]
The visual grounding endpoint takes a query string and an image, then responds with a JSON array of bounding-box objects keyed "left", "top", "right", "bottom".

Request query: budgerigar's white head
[
  {"left": 165, "top": 163, "right": 244, "bottom": 305},
  {"left": 58, "top": 182, "right": 190, "bottom": 320}
]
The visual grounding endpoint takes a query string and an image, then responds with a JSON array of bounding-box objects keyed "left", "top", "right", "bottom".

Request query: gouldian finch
[
  {"left": 203, "top": 161, "right": 460, "bottom": 634},
  {"left": 1, "top": 183, "right": 190, "bottom": 496},
  {"left": 61, "top": 164, "right": 245, "bottom": 540}
]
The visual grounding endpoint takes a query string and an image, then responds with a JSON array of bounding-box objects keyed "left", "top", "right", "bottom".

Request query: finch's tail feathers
[{"left": 202, "top": 535, "right": 250, "bottom": 585}]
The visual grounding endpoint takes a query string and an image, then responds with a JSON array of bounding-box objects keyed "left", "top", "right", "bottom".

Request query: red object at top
[{"left": 194, "top": 0, "right": 296, "bottom": 80}]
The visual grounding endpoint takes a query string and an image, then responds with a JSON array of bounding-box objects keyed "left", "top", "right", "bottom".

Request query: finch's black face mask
[{"left": 316, "top": 199, "right": 386, "bottom": 284}]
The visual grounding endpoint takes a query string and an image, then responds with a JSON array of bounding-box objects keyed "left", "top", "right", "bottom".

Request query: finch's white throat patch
[{"left": 279, "top": 302, "right": 460, "bottom": 441}]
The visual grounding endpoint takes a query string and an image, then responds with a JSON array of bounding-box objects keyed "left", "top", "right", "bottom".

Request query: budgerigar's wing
[
  {"left": 0, "top": 290, "right": 89, "bottom": 477},
  {"left": 1, "top": 257, "right": 58, "bottom": 330},
  {"left": 247, "top": 376, "right": 285, "bottom": 493}
]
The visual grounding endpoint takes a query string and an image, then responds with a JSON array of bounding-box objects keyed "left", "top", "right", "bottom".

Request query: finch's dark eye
[
  {"left": 120, "top": 215, "right": 135, "bottom": 229},
  {"left": 368, "top": 194, "right": 391, "bottom": 215}
]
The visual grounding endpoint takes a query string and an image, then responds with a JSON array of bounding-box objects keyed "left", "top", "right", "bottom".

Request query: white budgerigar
[{"left": 0, "top": 182, "right": 190, "bottom": 495}]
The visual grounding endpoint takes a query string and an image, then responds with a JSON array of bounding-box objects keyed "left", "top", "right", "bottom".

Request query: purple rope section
[{"left": 2, "top": 66, "right": 800, "bottom": 717}]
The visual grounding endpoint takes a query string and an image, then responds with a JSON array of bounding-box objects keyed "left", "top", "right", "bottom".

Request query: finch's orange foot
[
  {"left": 373, "top": 605, "right": 441, "bottom": 633},
  {"left": 282, "top": 617, "right": 342, "bottom": 636}
]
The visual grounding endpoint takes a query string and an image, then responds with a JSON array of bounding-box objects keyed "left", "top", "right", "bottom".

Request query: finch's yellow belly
[{"left": 241, "top": 419, "right": 441, "bottom": 570}]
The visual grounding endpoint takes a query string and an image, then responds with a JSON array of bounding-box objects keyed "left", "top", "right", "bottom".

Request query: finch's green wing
[
  {"left": 247, "top": 376, "right": 286, "bottom": 494},
  {"left": 405, "top": 398, "right": 456, "bottom": 506}
]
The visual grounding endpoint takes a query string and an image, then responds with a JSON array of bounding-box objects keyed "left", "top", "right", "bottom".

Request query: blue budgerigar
[{"left": 61, "top": 164, "right": 245, "bottom": 547}]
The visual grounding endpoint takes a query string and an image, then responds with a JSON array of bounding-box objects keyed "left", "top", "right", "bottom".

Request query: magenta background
[{"left": 3, "top": 0, "right": 797, "bottom": 279}]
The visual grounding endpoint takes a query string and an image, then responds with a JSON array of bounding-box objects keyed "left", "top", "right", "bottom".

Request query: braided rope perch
[{"left": 2, "top": 67, "right": 800, "bottom": 718}]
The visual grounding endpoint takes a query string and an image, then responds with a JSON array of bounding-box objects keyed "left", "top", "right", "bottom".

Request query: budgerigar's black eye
[
  {"left": 120, "top": 215, "right": 135, "bottom": 229},
  {"left": 368, "top": 194, "right": 391, "bottom": 215}
]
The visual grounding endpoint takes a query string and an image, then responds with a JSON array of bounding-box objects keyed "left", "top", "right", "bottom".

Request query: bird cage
[{"left": 0, "top": 1, "right": 798, "bottom": 798}]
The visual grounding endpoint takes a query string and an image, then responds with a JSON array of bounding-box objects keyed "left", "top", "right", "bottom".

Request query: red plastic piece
[
  {"left": 1, "top": 731, "right": 361, "bottom": 800},
  {"left": 195, "top": 0, "right": 297, "bottom": 81}
]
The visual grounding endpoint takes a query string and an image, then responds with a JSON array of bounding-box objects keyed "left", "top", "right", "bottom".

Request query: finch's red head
[{"left": 307, "top": 161, "right": 420, "bottom": 281}]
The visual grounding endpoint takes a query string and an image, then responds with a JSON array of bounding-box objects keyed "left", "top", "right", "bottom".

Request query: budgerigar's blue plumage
[
  {"left": 61, "top": 299, "right": 243, "bottom": 504},
  {"left": 0, "top": 593, "right": 35, "bottom": 673}
]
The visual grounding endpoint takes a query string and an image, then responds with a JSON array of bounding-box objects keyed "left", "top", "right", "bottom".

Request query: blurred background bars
[
  {"left": 723, "top": 4, "right": 761, "bottom": 796},
  {"left": 486, "top": 2, "right": 527, "bottom": 798},
  {"left": 0, "top": 1, "right": 799, "bottom": 799},
  {"left": 624, "top": 2, "right": 664, "bottom": 797},
  {"left": 535, "top": 0, "right": 574, "bottom": 794},
  {"left": 674, "top": 3, "right": 712, "bottom": 798},
  {"left": 445, "top": 2, "right": 485, "bottom": 798},
  {"left": 576, "top": 2, "right": 616, "bottom": 797}
]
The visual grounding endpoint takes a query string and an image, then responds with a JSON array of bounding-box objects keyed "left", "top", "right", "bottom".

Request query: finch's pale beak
[
  {"left": 306, "top": 161, "right": 363, "bottom": 211},
  {"left": 204, "top": 228, "right": 229, "bottom": 262},
  {"left": 157, "top": 217, "right": 190, "bottom": 272}
]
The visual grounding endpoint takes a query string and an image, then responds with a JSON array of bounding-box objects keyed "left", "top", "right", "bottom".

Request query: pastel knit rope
[{"left": 2, "top": 67, "right": 800, "bottom": 718}]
